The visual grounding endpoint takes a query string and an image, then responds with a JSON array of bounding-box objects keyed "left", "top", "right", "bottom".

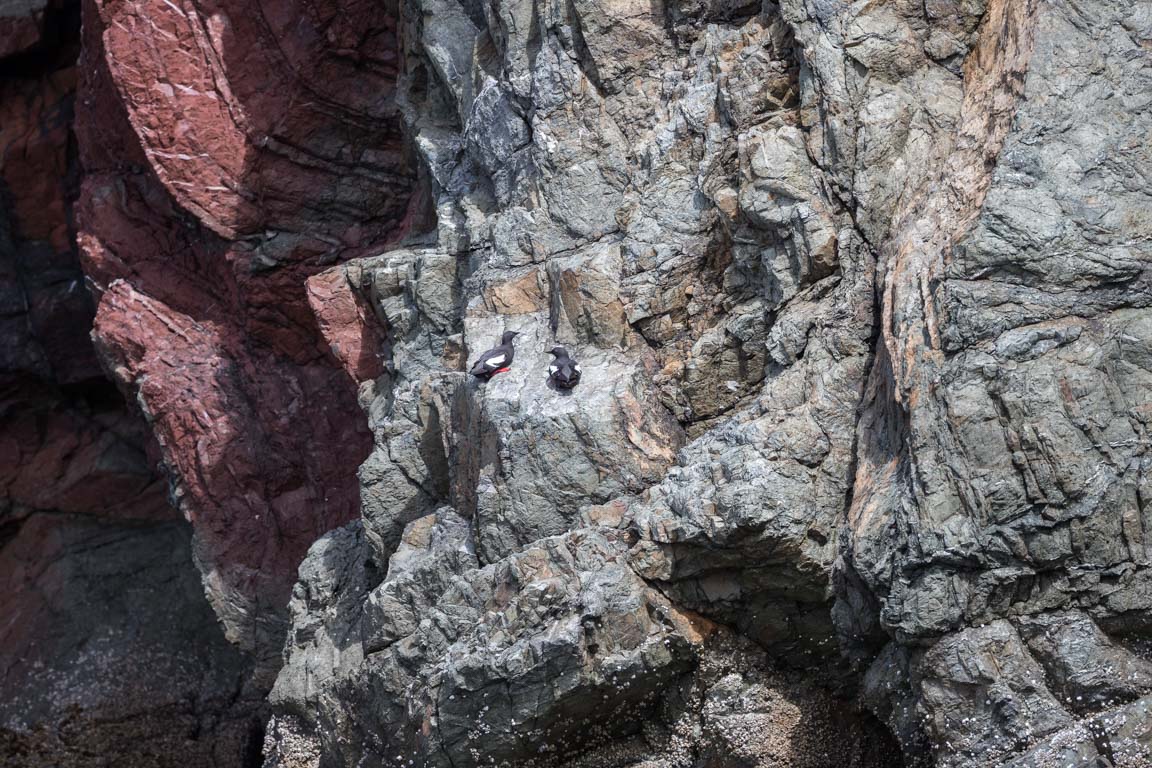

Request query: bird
[
  {"left": 547, "top": 346, "right": 581, "bottom": 389},
  {"left": 469, "top": 331, "right": 519, "bottom": 380}
]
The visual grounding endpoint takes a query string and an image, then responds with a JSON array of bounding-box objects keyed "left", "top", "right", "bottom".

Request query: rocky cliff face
[
  {"left": 74, "top": 0, "right": 422, "bottom": 682},
  {"left": 265, "top": 0, "right": 1152, "bottom": 764},
  {"left": 1, "top": 3, "right": 265, "bottom": 764},
  {"left": 2, "top": 0, "right": 1151, "bottom": 766}
]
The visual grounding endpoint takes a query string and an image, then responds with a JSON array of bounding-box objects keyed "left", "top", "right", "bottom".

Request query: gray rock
[
  {"left": 1013, "top": 612, "right": 1152, "bottom": 715},
  {"left": 269, "top": 522, "right": 372, "bottom": 717},
  {"left": 268, "top": 0, "right": 1152, "bottom": 764},
  {"left": 913, "top": 621, "right": 1075, "bottom": 768},
  {"left": 815, "top": 0, "right": 1152, "bottom": 762},
  {"left": 1002, "top": 695, "right": 1152, "bottom": 768},
  {"left": 270, "top": 517, "right": 710, "bottom": 767}
]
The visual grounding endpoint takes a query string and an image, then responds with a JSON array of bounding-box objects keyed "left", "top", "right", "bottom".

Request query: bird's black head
[
  {"left": 548, "top": 346, "right": 568, "bottom": 358},
  {"left": 501, "top": 330, "right": 520, "bottom": 344}
]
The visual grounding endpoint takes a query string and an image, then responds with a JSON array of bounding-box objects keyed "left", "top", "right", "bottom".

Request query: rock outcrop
[
  {"left": 1, "top": 4, "right": 265, "bottom": 763},
  {"left": 265, "top": 516, "right": 899, "bottom": 767},
  {"left": 72, "top": 0, "right": 420, "bottom": 679},
  {"left": 839, "top": 0, "right": 1152, "bottom": 764},
  {"left": 263, "top": 0, "right": 893, "bottom": 753},
  {"left": 3, "top": 0, "right": 1151, "bottom": 765}
]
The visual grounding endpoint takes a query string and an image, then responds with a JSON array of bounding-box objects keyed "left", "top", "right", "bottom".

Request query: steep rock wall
[
  {"left": 0, "top": 4, "right": 265, "bottom": 764},
  {"left": 3, "top": 0, "right": 1150, "bottom": 766},
  {"left": 73, "top": 0, "right": 420, "bottom": 679},
  {"left": 266, "top": 0, "right": 1152, "bottom": 766}
]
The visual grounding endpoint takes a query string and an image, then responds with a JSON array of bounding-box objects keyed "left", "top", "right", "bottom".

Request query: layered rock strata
[
  {"left": 4, "top": 0, "right": 1151, "bottom": 765},
  {"left": 267, "top": 0, "right": 1152, "bottom": 765},
  {"left": 1, "top": 4, "right": 265, "bottom": 764},
  {"left": 72, "top": 0, "right": 419, "bottom": 678}
]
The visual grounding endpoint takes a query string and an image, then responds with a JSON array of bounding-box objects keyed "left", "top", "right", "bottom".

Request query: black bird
[
  {"left": 547, "top": 346, "right": 581, "bottom": 389},
  {"left": 469, "top": 331, "right": 519, "bottom": 380}
]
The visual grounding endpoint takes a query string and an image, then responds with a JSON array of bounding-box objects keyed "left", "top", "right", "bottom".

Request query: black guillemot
[
  {"left": 469, "top": 331, "right": 519, "bottom": 379},
  {"left": 547, "top": 346, "right": 581, "bottom": 389}
]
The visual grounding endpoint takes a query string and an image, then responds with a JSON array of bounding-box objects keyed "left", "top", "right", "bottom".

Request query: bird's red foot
[{"left": 493, "top": 367, "right": 511, "bottom": 374}]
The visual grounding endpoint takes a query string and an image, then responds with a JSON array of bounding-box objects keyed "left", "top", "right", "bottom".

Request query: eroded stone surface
[
  {"left": 266, "top": 0, "right": 1152, "bottom": 764},
  {"left": 273, "top": 0, "right": 885, "bottom": 761},
  {"left": 7, "top": 0, "right": 1149, "bottom": 763},
  {"left": 270, "top": 515, "right": 711, "bottom": 767},
  {"left": 69, "top": 0, "right": 420, "bottom": 678},
  {"left": 1, "top": 5, "right": 269, "bottom": 762}
]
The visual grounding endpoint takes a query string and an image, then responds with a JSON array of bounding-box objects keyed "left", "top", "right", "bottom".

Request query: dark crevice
[
  {"left": 840, "top": 250, "right": 885, "bottom": 521},
  {"left": 0, "top": 1, "right": 81, "bottom": 78},
  {"left": 563, "top": 0, "right": 606, "bottom": 97}
]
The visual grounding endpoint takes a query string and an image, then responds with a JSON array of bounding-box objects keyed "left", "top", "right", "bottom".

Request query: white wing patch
[
  {"left": 574, "top": 364, "right": 582, "bottom": 373},
  {"left": 484, "top": 354, "right": 506, "bottom": 368},
  {"left": 548, "top": 365, "right": 559, "bottom": 374}
]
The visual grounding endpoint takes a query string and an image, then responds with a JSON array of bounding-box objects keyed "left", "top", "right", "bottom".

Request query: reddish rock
[
  {"left": 71, "top": 0, "right": 416, "bottom": 675},
  {"left": 0, "top": 0, "right": 158, "bottom": 528},
  {"left": 2, "top": 7, "right": 266, "bottom": 762},
  {"left": 4, "top": 0, "right": 414, "bottom": 736},
  {"left": 86, "top": 0, "right": 408, "bottom": 240},
  {"left": 305, "top": 266, "right": 385, "bottom": 383},
  {"left": 0, "top": 13, "right": 99, "bottom": 386},
  {"left": 90, "top": 279, "right": 373, "bottom": 675},
  {"left": 0, "top": 0, "right": 48, "bottom": 59},
  {"left": 1, "top": 0, "right": 158, "bottom": 522},
  {"left": 0, "top": 380, "right": 167, "bottom": 521}
]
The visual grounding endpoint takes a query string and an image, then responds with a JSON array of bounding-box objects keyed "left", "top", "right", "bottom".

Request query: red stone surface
[
  {"left": 305, "top": 266, "right": 385, "bottom": 383},
  {"left": 68, "top": 0, "right": 416, "bottom": 660},
  {"left": 0, "top": 0, "right": 47, "bottom": 59},
  {"left": 87, "top": 0, "right": 408, "bottom": 240},
  {"left": 0, "top": 380, "right": 168, "bottom": 521},
  {"left": 1, "top": 1, "right": 278, "bottom": 758},
  {"left": 91, "top": 280, "right": 370, "bottom": 624},
  {"left": 1, "top": 0, "right": 414, "bottom": 678}
]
